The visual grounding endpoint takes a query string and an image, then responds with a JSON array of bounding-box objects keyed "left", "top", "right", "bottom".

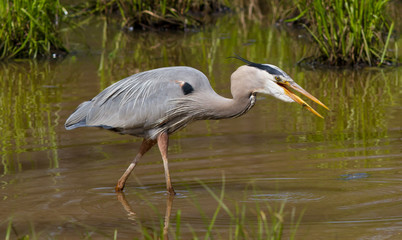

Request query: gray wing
[{"left": 65, "top": 66, "right": 212, "bottom": 138}]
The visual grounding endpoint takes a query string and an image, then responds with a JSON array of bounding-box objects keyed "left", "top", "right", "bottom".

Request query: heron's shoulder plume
[{"left": 230, "top": 55, "right": 285, "bottom": 76}]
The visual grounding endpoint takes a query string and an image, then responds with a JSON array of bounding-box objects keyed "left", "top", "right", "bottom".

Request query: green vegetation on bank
[
  {"left": 69, "top": 0, "right": 229, "bottom": 30},
  {"left": 0, "top": 0, "right": 398, "bottom": 66},
  {"left": 290, "top": 0, "right": 395, "bottom": 66},
  {"left": 0, "top": 0, "right": 68, "bottom": 60}
]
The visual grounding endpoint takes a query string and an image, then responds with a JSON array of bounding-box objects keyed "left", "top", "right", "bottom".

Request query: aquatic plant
[
  {"left": 0, "top": 0, "right": 68, "bottom": 59},
  {"left": 116, "top": 178, "right": 302, "bottom": 239},
  {"left": 188, "top": 180, "right": 302, "bottom": 240},
  {"left": 289, "top": 0, "right": 396, "bottom": 66},
  {"left": 2, "top": 181, "right": 302, "bottom": 239},
  {"left": 69, "top": 0, "right": 229, "bottom": 30}
]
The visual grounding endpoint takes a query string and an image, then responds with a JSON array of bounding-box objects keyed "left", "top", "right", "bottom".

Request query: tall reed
[
  {"left": 290, "top": 0, "right": 395, "bottom": 66},
  {"left": 0, "top": 0, "right": 68, "bottom": 60}
]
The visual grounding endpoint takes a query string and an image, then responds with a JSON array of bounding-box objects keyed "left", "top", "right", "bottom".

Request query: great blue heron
[{"left": 65, "top": 56, "right": 329, "bottom": 195}]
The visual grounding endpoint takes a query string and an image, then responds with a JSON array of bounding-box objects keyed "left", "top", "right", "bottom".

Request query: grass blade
[{"left": 380, "top": 22, "right": 394, "bottom": 65}]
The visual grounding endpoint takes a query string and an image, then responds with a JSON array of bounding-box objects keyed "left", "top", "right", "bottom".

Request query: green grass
[
  {"left": 69, "top": 0, "right": 230, "bottom": 30},
  {"left": 1, "top": 0, "right": 397, "bottom": 65},
  {"left": 0, "top": 0, "right": 230, "bottom": 59},
  {"left": 190, "top": 179, "right": 302, "bottom": 240},
  {"left": 0, "top": 0, "right": 68, "bottom": 60},
  {"left": 289, "top": 0, "right": 395, "bottom": 66}
]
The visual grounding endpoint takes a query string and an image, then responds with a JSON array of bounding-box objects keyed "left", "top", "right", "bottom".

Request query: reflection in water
[
  {"left": 0, "top": 62, "right": 61, "bottom": 175},
  {"left": 163, "top": 194, "right": 174, "bottom": 240},
  {"left": 285, "top": 69, "right": 400, "bottom": 169},
  {"left": 116, "top": 191, "right": 174, "bottom": 239},
  {"left": 116, "top": 192, "right": 137, "bottom": 221}
]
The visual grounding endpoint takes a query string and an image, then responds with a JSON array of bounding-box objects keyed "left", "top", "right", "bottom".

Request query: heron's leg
[
  {"left": 163, "top": 194, "right": 175, "bottom": 239},
  {"left": 115, "top": 139, "right": 156, "bottom": 192},
  {"left": 157, "top": 132, "right": 176, "bottom": 195}
]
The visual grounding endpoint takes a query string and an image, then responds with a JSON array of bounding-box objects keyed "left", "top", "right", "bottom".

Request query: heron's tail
[{"left": 65, "top": 101, "right": 92, "bottom": 130}]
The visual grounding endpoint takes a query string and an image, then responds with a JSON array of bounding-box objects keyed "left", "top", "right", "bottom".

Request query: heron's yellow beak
[{"left": 277, "top": 81, "right": 329, "bottom": 118}]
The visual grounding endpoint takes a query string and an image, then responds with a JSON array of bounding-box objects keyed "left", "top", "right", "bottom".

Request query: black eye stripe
[
  {"left": 248, "top": 63, "right": 284, "bottom": 76},
  {"left": 230, "top": 55, "right": 285, "bottom": 76}
]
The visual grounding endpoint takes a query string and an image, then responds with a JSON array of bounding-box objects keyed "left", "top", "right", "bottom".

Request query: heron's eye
[{"left": 274, "top": 76, "right": 282, "bottom": 82}]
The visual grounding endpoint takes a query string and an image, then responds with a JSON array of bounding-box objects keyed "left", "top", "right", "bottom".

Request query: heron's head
[{"left": 232, "top": 56, "right": 329, "bottom": 118}]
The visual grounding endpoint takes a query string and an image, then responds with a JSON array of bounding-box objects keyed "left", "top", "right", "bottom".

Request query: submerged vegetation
[
  {"left": 290, "top": 0, "right": 396, "bottom": 66},
  {"left": 0, "top": 0, "right": 68, "bottom": 60}
]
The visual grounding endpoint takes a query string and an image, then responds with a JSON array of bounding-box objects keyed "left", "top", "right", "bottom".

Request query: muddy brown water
[{"left": 1, "top": 16, "right": 401, "bottom": 239}]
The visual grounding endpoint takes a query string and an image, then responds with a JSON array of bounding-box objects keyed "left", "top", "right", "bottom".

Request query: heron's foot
[{"left": 115, "top": 180, "right": 125, "bottom": 192}]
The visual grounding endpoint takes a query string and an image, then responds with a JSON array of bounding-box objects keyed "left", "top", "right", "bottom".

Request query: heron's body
[
  {"left": 66, "top": 66, "right": 255, "bottom": 139},
  {"left": 66, "top": 57, "right": 328, "bottom": 194}
]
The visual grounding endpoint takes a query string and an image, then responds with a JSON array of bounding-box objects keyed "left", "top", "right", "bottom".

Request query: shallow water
[{"left": 1, "top": 15, "right": 401, "bottom": 239}]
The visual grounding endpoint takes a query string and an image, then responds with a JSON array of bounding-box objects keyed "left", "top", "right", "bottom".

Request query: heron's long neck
[{"left": 201, "top": 91, "right": 256, "bottom": 120}]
